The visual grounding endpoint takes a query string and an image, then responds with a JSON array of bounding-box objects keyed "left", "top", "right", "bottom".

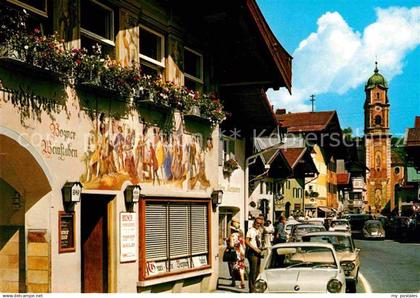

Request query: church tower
[{"left": 364, "top": 62, "right": 392, "bottom": 214}]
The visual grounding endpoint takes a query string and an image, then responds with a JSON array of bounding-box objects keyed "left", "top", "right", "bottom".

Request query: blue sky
[{"left": 258, "top": 0, "right": 420, "bottom": 136}]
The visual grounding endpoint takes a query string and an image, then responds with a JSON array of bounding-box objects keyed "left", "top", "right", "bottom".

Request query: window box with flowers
[{"left": 223, "top": 158, "right": 239, "bottom": 175}]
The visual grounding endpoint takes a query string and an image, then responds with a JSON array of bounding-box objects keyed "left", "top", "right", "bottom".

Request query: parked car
[
  {"left": 255, "top": 242, "right": 346, "bottom": 293},
  {"left": 305, "top": 217, "right": 325, "bottom": 226},
  {"left": 344, "top": 214, "right": 373, "bottom": 236},
  {"left": 302, "top": 231, "right": 360, "bottom": 293},
  {"left": 289, "top": 224, "right": 326, "bottom": 242},
  {"left": 285, "top": 220, "right": 299, "bottom": 241},
  {"left": 362, "top": 220, "right": 385, "bottom": 239},
  {"left": 329, "top": 219, "right": 351, "bottom": 233},
  {"left": 386, "top": 216, "right": 410, "bottom": 241}
]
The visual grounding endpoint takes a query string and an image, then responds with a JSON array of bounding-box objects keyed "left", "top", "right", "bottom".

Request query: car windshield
[
  {"left": 295, "top": 226, "right": 325, "bottom": 236},
  {"left": 366, "top": 222, "right": 381, "bottom": 229},
  {"left": 331, "top": 220, "right": 347, "bottom": 226},
  {"left": 302, "top": 235, "right": 353, "bottom": 252},
  {"left": 267, "top": 246, "right": 337, "bottom": 269},
  {"left": 285, "top": 225, "right": 293, "bottom": 232}
]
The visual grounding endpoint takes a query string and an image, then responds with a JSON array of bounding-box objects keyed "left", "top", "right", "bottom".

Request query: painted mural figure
[
  {"left": 124, "top": 128, "right": 137, "bottom": 178},
  {"left": 163, "top": 135, "right": 173, "bottom": 180},
  {"left": 189, "top": 137, "right": 197, "bottom": 177},
  {"left": 149, "top": 142, "right": 160, "bottom": 185},
  {"left": 113, "top": 125, "right": 125, "bottom": 172},
  {"left": 81, "top": 113, "right": 211, "bottom": 191},
  {"left": 155, "top": 134, "right": 165, "bottom": 183},
  {"left": 135, "top": 136, "right": 146, "bottom": 180}
]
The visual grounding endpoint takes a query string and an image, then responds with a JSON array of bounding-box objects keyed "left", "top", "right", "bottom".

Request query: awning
[
  {"left": 249, "top": 143, "right": 292, "bottom": 182},
  {"left": 318, "top": 206, "right": 334, "bottom": 213}
]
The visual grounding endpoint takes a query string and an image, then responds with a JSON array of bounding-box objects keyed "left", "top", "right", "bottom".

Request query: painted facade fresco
[{"left": 80, "top": 112, "right": 212, "bottom": 190}]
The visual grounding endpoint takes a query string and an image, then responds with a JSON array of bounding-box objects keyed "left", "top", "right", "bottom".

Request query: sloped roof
[
  {"left": 276, "top": 111, "right": 337, "bottom": 133},
  {"left": 391, "top": 150, "right": 404, "bottom": 165},
  {"left": 280, "top": 148, "right": 306, "bottom": 169},
  {"left": 246, "top": 0, "right": 292, "bottom": 93}
]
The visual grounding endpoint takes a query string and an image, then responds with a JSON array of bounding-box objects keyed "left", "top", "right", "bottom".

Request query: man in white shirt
[{"left": 245, "top": 216, "right": 264, "bottom": 293}]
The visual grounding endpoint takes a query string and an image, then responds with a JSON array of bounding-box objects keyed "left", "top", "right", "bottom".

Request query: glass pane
[
  {"left": 185, "top": 78, "right": 202, "bottom": 92},
  {"left": 140, "top": 29, "right": 162, "bottom": 62},
  {"left": 81, "top": 0, "right": 113, "bottom": 40},
  {"left": 140, "top": 63, "right": 160, "bottom": 79},
  {"left": 14, "top": 0, "right": 47, "bottom": 13},
  {"left": 184, "top": 49, "right": 201, "bottom": 79}
]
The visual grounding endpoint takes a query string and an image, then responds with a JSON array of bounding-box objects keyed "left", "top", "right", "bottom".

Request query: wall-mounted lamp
[
  {"left": 12, "top": 191, "right": 21, "bottom": 210},
  {"left": 124, "top": 185, "right": 142, "bottom": 212},
  {"left": 62, "top": 182, "right": 82, "bottom": 212},
  {"left": 211, "top": 190, "right": 223, "bottom": 208}
]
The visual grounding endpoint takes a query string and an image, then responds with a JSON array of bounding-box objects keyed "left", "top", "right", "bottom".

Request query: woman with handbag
[{"left": 226, "top": 218, "right": 246, "bottom": 289}]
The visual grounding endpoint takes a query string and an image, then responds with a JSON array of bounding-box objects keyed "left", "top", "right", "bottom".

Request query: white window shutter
[
  {"left": 191, "top": 204, "right": 208, "bottom": 255},
  {"left": 169, "top": 204, "right": 190, "bottom": 258},
  {"left": 145, "top": 203, "right": 168, "bottom": 261}
]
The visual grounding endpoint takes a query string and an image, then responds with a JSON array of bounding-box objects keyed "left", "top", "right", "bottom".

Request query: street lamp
[
  {"left": 124, "top": 185, "right": 142, "bottom": 212},
  {"left": 62, "top": 182, "right": 82, "bottom": 212}
]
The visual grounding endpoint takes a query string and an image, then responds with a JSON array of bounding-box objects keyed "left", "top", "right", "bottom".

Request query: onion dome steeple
[{"left": 365, "top": 61, "right": 388, "bottom": 90}]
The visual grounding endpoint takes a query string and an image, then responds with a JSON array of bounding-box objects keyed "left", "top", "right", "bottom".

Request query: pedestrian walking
[
  {"left": 227, "top": 218, "right": 247, "bottom": 289},
  {"left": 245, "top": 216, "right": 265, "bottom": 293},
  {"left": 274, "top": 215, "right": 287, "bottom": 244}
]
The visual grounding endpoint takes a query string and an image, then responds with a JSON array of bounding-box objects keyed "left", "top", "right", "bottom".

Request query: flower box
[
  {"left": 76, "top": 81, "right": 124, "bottom": 99},
  {"left": 0, "top": 56, "right": 63, "bottom": 83},
  {"left": 223, "top": 159, "right": 239, "bottom": 175},
  {"left": 134, "top": 93, "right": 173, "bottom": 128}
]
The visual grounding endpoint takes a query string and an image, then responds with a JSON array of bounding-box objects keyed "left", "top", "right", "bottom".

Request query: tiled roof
[
  {"left": 276, "top": 111, "right": 336, "bottom": 133},
  {"left": 391, "top": 150, "right": 404, "bottom": 165},
  {"left": 280, "top": 148, "right": 306, "bottom": 169},
  {"left": 246, "top": 0, "right": 292, "bottom": 93},
  {"left": 337, "top": 173, "right": 351, "bottom": 185},
  {"left": 407, "top": 128, "right": 420, "bottom": 146}
]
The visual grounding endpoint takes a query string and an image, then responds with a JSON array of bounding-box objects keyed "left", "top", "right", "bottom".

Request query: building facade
[{"left": 0, "top": 0, "right": 292, "bottom": 293}]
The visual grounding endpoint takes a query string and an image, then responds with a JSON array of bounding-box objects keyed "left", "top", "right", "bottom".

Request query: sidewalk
[{"left": 215, "top": 254, "right": 250, "bottom": 293}]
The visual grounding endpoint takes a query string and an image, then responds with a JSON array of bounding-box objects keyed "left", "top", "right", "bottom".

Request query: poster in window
[
  {"left": 59, "top": 211, "right": 75, "bottom": 253},
  {"left": 120, "top": 212, "right": 137, "bottom": 263},
  {"left": 192, "top": 255, "right": 208, "bottom": 268}
]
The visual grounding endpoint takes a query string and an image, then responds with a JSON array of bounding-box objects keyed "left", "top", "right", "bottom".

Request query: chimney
[
  {"left": 276, "top": 108, "right": 286, "bottom": 115},
  {"left": 415, "top": 116, "right": 420, "bottom": 128}
]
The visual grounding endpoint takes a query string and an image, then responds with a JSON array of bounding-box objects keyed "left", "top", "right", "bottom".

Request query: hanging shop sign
[
  {"left": 120, "top": 212, "right": 137, "bottom": 263},
  {"left": 58, "top": 212, "right": 75, "bottom": 253}
]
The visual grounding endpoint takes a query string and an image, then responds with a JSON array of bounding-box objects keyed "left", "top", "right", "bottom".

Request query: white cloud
[{"left": 269, "top": 6, "right": 420, "bottom": 112}]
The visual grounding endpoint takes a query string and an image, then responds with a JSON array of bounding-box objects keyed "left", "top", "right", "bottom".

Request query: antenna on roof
[{"left": 309, "top": 94, "right": 316, "bottom": 112}]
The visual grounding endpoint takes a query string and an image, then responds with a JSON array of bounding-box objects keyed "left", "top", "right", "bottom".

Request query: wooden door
[{"left": 81, "top": 198, "right": 108, "bottom": 293}]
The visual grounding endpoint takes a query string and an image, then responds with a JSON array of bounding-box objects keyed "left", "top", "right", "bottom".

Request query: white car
[
  {"left": 289, "top": 224, "right": 326, "bottom": 242},
  {"left": 255, "top": 242, "right": 346, "bottom": 293},
  {"left": 302, "top": 231, "right": 360, "bottom": 293},
  {"left": 285, "top": 219, "right": 299, "bottom": 240},
  {"left": 329, "top": 219, "right": 351, "bottom": 232}
]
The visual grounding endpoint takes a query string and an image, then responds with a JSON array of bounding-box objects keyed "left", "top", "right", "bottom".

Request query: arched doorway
[{"left": 0, "top": 130, "right": 52, "bottom": 293}]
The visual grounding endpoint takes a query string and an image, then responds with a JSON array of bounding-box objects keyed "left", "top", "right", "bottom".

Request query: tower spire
[{"left": 374, "top": 60, "right": 379, "bottom": 74}]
